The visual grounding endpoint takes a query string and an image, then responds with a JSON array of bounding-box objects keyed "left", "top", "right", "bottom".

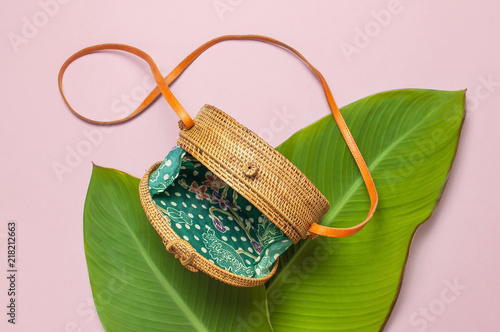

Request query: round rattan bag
[{"left": 59, "top": 35, "right": 378, "bottom": 287}]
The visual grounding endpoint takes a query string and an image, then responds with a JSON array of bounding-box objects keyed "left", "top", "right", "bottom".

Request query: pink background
[{"left": 1, "top": 0, "right": 499, "bottom": 331}]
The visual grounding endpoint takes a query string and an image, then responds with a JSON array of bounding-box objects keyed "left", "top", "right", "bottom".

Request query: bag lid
[{"left": 178, "top": 104, "right": 330, "bottom": 243}]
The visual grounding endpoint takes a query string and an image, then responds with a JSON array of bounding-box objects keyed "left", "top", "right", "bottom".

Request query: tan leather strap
[
  {"left": 58, "top": 44, "right": 194, "bottom": 128},
  {"left": 58, "top": 35, "right": 378, "bottom": 238}
]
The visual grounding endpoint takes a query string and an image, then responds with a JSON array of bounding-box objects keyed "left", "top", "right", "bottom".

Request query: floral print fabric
[{"left": 149, "top": 146, "right": 293, "bottom": 278}]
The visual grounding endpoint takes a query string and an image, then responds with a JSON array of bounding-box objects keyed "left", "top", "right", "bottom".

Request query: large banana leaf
[
  {"left": 83, "top": 88, "right": 464, "bottom": 332},
  {"left": 268, "top": 89, "right": 465, "bottom": 331},
  {"left": 84, "top": 165, "right": 273, "bottom": 332}
]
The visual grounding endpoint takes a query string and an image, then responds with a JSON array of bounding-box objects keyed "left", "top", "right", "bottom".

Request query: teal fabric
[{"left": 149, "top": 146, "right": 292, "bottom": 278}]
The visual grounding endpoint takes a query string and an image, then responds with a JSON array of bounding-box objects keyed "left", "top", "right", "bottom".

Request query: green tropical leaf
[
  {"left": 84, "top": 164, "right": 273, "bottom": 332},
  {"left": 268, "top": 89, "right": 465, "bottom": 331},
  {"left": 83, "top": 88, "right": 464, "bottom": 332}
]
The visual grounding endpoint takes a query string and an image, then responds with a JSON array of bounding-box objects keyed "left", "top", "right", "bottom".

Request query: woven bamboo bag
[{"left": 59, "top": 35, "right": 378, "bottom": 287}]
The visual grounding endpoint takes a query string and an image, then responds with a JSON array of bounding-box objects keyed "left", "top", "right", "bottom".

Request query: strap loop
[
  {"left": 58, "top": 44, "right": 194, "bottom": 128},
  {"left": 58, "top": 35, "right": 378, "bottom": 238}
]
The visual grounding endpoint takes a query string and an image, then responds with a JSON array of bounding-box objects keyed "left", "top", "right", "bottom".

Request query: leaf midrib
[
  {"left": 268, "top": 105, "right": 439, "bottom": 292},
  {"left": 114, "top": 196, "right": 210, "bottom": 332}
]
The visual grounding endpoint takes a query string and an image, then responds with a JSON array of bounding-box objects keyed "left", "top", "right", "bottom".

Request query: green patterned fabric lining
[{"left": 149, "top": 146, "right": 293, "bottom": 278}]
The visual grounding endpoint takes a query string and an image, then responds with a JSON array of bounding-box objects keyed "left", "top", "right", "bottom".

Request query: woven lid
[{"left": 178, "top": 105, "right": 330, "bottom": 243}]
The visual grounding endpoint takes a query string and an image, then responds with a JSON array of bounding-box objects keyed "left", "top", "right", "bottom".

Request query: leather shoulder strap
[{"left": 58, "top": 35, "right": 378, "bottom": 238}]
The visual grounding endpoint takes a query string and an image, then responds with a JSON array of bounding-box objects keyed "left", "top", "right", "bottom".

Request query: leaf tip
[{"left": 91, "top": 162, "right": 105, "bottom": 175}]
